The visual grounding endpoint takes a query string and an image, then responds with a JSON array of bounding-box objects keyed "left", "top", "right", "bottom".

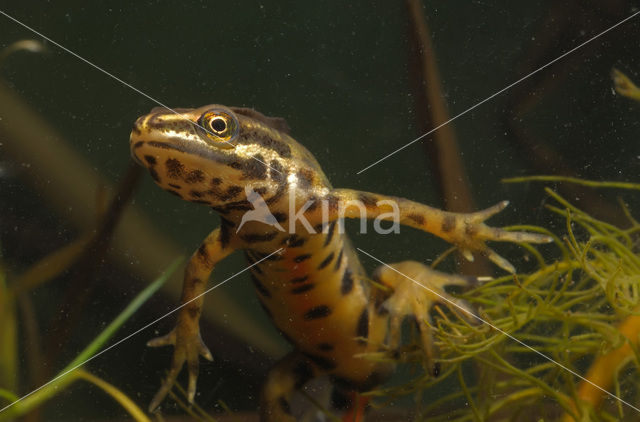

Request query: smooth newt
[{"left": 130, "top": 105, "right": 551, "bottom": 421}]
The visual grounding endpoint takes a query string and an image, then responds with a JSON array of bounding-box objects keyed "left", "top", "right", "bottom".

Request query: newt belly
[{"left": 130, "top": 104, "right": 551, "bottom": 421}]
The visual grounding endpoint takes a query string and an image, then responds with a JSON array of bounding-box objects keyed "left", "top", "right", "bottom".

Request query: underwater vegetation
[{"left": 364, "top": 178, "right": 640, "bottom": 421}]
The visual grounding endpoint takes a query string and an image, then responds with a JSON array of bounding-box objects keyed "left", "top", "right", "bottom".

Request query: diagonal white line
[
  {"left": 356, "top": 247, "right": 640, "bottom": 414},
  {"left": 0, "top": 248, "right": 283, "bottom": 414},
  {"left": 0, "top": 9, "right": 281, "bottom": 175},
  {"left": 356, "top": 10, "right": 640, "bottom": 174}
]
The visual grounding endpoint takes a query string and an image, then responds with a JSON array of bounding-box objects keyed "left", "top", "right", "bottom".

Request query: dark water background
[{"left": 1, "top": 1, "right": 639, "bottom": 420}]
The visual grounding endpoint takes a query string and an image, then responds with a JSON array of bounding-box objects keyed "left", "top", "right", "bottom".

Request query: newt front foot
[
  {"left": 147, "top": 325, "right": 213, "bottom": 411},
  {"left": 449, "top": 201, "right": 552, "bottom": 273},
  {"left": 374, "top": 261, "right": 475, "bottom": 375}
]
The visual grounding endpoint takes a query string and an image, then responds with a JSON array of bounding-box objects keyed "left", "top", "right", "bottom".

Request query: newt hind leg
[
  {"left": 373, "top": 261, "right": 475, "bottom": 375},
  {"left": 260, "top": 351, "right": 323, "bottom": 422}
]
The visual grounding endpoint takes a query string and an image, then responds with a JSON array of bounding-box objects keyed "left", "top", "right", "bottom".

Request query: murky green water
[{"left": 1, "top": 2, "right": 639, "bottom": 421}]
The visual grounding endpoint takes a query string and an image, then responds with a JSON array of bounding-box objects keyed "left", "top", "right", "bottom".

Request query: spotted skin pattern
[{"left": 130, "top": 105, "right": 551, "bottom": 421}]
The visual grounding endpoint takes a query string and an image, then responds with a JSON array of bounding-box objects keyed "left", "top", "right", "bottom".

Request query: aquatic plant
[{"left": 361, "top": 177, "right": 640, "bottom": 422}]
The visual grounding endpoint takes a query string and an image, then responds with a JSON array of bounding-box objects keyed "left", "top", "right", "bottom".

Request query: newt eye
[{"left": 197, "top": 109, "right": 239, "bottom": 147}]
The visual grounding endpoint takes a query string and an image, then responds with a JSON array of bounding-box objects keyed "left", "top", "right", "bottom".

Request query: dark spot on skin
[
  {"left": 244, "top": 158, "right": 267, "bottom": 180},
  {"left": 211, "top": 177, "right": 222, "bottom": 185},
  {"left": 317, "top": 343, "right": 334, "bottom": 352},
  {"left": 318, "top": 252, "right": 334, "bottom": 270},
  {"left": 269, "top": 160, "right": 286, "bottom": 184},
  {"left": 190, "top": 190, "right": 204, "bottom": 198},
  {"left": 133, "top": 141, "right": 145, "bottom": 149},
  {"left": 149, "top": 167, "right": 161, "bottom": 183},
  {"left": 165, "top": 158, "right": 184, "bottom": 179},
  {"left": 306, "top": 196, "right": 320, "bottom": 212},
  {"left": 334, "top": 248, "right": 344, "bottom": 271},
  {"left": 292, "top": 360, "right": 314, "bottom": 389},
  {"left": 294, "top": 254, "right": 311, "bottom": 263},
  {"left": 341, "top": 270, "right": 354, "bottom": 295},
  {"left": 465, "top": 222, "right": 477, "bottom": 237},
  {"left": 326, "top": 195, "right": 339, "bottom": 212},
  {"left": 168, "top": 183, "right": 181, "bottom": 189},
  {"left": 219, "top": 185, "right": 243, "bottom": 201},
  {"left": 290, "top": 276, "right": 309, "bottom": 284},
  {"left": 215, "top": 201, "right": 252, "bottom": 213},
  {"left": 251, "top": 273, "right": 271, "bottom": 298},
  {"left": 303, "top": 352, "right": 337, "bottom": 370},
  {"left": 219, "top": 218, "right": 233, "bottom": 249},
  {"left": 143, "top": 155, "right": 156, "bottom": 165},
  {"left": 190, "top": 199, "right": 212, "bottom": 205},
  {"left": 442, "top": 215, "right": 455, "bottom": 232},
  {"left": 246, "top": 154, "right": 268, "bottom": 179},
  {"left": 282, "top": 235, "right": 295, "bottom": 246},
  {"left": 291, "top": 284, "right": 315, "bottom": 294},
  {"left": 197, "top": 244, "right": 212, "bottom": 267},
  {"left": 147, "top": 141, "right": 182, "bottom": 151},
  {"left": 407, "top": 213, "right": 425, "bottom": 225},
  {"left": 240, "top": 231, "right": 279, "bottom": 243},
  {"left": 238, "top": 131, "right": 292, "bottom": 158},
  {"left": 356, "top": 308, "right": 369, "bottom": 344},
  {"left": 272, "top": 212, "right": 287, "bottom": 223},
  {"left": 228, "top": 156, "right": 268, "bottom": 180},
  {"left": 304, "top": 305, "right": 332, "bottom": 320},
  {"left": 358, "top": 193, "right": 377, "bottom": 208},
  {"left": 264, "top": 137, "right": 292, "bottom": 158},
  {"left": 206, "top": 185, "right": 224, "bottom": 200},
  {"left": 185, "top": 169, "right": 205, "bottom": 184},
  {"left": 186, "top": 304, "right": 200, "bottom": 319},
  {"left": 278, "top": 397, "right": 292, "bottom": 415},
  {"left": 323, "top": 221, "right": 337, "bottom": 246},
  {"left": 288, "top": 235, "right": 306, "bottom": 247},
  {"left": 297, "top": 169, "right": 314, "bottom": 188}
]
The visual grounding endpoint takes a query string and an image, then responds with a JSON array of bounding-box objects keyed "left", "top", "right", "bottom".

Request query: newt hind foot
[{"left": 147, "top": 326, "right": 213, "bottom": 411}]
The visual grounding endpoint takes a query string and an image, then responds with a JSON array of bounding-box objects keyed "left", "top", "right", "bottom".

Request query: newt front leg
[
  {"left": 147, "top": 227, "right": 235, "bottom": 411},
  {"left": 320, "top": 189, "right": 552, "bottom": 271}
]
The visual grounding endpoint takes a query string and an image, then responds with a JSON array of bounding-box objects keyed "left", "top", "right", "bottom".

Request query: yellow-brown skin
[{"left": 130, "top": 104, "right": 551, "bottom": 421}]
